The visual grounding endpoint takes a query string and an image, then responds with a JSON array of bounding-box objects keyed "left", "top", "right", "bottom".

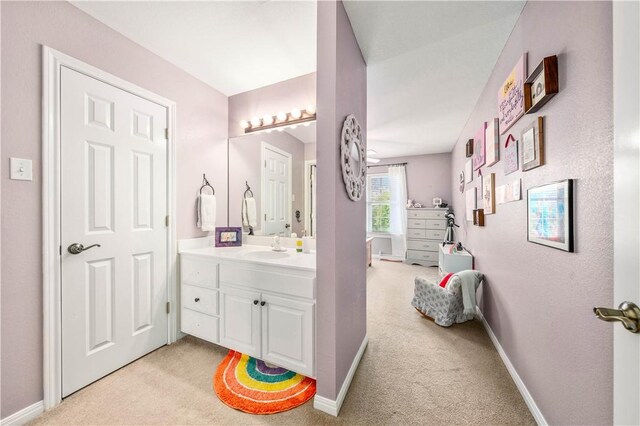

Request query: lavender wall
[
  {"left": 449, "top": 2, "right": 613, "bottom": 424},
  {"left": 228, "top": 131, "right": 306, "bottom": 236},
  {"left": 228, "top": 73, "right": 316, "bottom": 138},
  {"left": 374, "top": 153, "right": 452, "bottom": 207},
  {"left": 1, "top": 1, "right": 228, "bottom": 418},
  {"left": 316, "top": 0, "right": 367, "bottom": 400}
]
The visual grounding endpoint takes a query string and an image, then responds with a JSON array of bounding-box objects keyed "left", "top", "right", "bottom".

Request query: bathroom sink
[{"left": 241, "top": 250, "right": 290, "bottom": 260}]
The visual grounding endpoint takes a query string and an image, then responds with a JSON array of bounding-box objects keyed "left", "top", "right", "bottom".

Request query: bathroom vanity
[{"left": 179, "top": 245, "right": 316, "bottom": 377}]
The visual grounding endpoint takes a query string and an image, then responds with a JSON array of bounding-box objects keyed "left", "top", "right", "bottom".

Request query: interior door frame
[
  {"left": 612, "top": 3, "right": 640, "bottom": 424},
  {"left": 304, "top": 160, "right": 316, "bottom": 237},
  {"left": 41, "top": 46, "right": 178, "bottom": 410},
  {"left": 260, "top": 141, "right": 292, "bottom": 235}
]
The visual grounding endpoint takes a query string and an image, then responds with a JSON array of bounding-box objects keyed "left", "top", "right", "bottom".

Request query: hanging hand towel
[
  {"left": 243, "top": 197, "right": 258, "bottom": 228},
  {"left": 197, "top": 194, "right": 217, "bottom": 232}
]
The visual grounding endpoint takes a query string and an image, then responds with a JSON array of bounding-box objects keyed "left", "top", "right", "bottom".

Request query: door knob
[
  {"left": 260, "top": 301, "right": 266, "bottom": 306},
  {"left": 594, "top": 302, "right": 640, "bottom": 333},
  {"left": 67, "top": 243, "right": 101, "bottom": 255},
  {"left": 253, "top": 300, "right": 259, "bottom": 305}
]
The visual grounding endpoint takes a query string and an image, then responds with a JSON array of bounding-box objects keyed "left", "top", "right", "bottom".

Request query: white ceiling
[
  {"left": 343, "top": 1, "right": 525, "bottom": 157},
  {"left": 72, "top": 1, "right": 524, "bottom": 158},
  {"left": 71, "top": 1, "right": 316, "bottom": 96}
]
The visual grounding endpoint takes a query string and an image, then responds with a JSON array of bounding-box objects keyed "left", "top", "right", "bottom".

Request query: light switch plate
[{"left": 10, "top": 158, "right": 33, "bottom": 181}]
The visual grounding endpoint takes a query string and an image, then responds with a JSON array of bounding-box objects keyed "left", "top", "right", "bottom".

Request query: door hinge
[
  {"left": 165, "top": 215, "right": 169, "bottom": 227},
  {"left": 59, "top": 245, "right": 62, "bottom": 255},
  {"left": 166, "top": 301, "right": 170, "bottom": 314},
  {"left": 164, "top": 128, "right": 169, "bottom": 140},
  {"left": 265, "top": 214, "right": 267, "bottom": 221}
]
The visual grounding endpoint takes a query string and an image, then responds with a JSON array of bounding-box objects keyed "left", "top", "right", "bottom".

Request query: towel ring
[
  {"left": 200, "top": 174, "right": 215, "bottom": 195},
  {"left": 244, "top": 181, "right": 254, "bottom": 199}
]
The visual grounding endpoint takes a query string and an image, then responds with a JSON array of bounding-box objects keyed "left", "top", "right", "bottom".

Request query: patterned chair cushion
[{"left": 411, "top": 273, "right": 476, "bottom": 327}]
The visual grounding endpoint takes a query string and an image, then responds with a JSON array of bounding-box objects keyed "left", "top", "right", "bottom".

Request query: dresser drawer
[
  {"left": 181, "top": 308, "right": 219, "bottom": 343},
  {"left": 407, "top": 229, "right": 427, "bottom": 239},
  {"left": 407, "top": 240, "right": 439, "bottom": 252},
  {"left": 182, "top": 284, "right": 218, "bottom": 316},
  {"left": 181, "top": 256, "right": 218, "bottom": 289},
  {"left": 407, "top": 250, "right": 438, "bottom": 262},
  {"left": 407, "top": 219, "right": 426, "bottom": 229},
  {"left": 407, "top": 209, "right": 429, "bottom": 219},
  {"left": 425, "top": 210, "right": 447, "bottom": 220},
  {"left": 425, "top": 219, "right": 447, "bottom": 231},
  {"left": 426, "top": 229, "right": 446, "bottom": 240}
]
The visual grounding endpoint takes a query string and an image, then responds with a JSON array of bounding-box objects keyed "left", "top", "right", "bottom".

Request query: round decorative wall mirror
[{"left": 341, "top": 115, "right": 366, "bottom": 201}]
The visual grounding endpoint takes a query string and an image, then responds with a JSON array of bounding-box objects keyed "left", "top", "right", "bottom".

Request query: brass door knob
[{"left": 594, "top": 302, "right": 640, "bottom": 333}]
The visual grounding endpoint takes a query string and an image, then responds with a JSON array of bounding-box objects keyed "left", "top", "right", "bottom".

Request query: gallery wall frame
[
  {"left": 527, "top": 179, "right": 574, "bottom": 252},
  {"left": 521, "top": 116, "right": 544, "bottom": 171},
  {"left": 524, "top": 55, "right": 559, "bottom": 114}
]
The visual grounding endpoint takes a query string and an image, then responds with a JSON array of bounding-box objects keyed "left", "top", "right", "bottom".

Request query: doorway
[{"left": 43, "top": 47, "right": 178, "bottom": 408}]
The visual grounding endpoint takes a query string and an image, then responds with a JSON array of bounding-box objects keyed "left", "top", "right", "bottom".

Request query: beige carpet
[{"left": 32, "top": 260, "right": 535, "bottom": 425}]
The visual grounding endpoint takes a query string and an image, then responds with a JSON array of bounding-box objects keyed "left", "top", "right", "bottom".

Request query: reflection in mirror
[{"left": 229, "top": 122, "right": 316, "bottom": 238}]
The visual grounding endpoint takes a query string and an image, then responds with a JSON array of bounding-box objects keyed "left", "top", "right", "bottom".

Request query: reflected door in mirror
[{"left": 263, "top": 144, "right": 291, "bottom": 236}]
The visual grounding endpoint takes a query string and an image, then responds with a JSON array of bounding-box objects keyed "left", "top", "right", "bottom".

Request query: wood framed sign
[
  {"left": 473, "top": 208, "right": 485, "bottom": 226},
  {"left": 485, "top": 118, "right": 500, "bottom": 167},
  {"left": 524, "top": 55, "right": 559, "bottom": 114},
  {"left": 521, "top": 116, "right": 544, "bottom": 171},
  {"left": 466, "top": 139, "right": 474, "bottom": 157}
]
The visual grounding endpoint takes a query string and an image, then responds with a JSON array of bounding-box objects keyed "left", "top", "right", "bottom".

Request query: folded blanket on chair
[{"left": 457, "top": 270, "right": 483, "bottom": 315}]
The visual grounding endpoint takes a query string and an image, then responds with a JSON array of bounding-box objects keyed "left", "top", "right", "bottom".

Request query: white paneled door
[
  {"left": 262, "top": 144, "right": 291, "bottom": 236},
  {"left": 60, "top": 67, "right": 168, "bottom": 397}
]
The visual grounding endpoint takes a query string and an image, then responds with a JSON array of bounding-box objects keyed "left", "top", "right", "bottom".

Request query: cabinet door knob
[
  {"left": 194, "top": 297, "right": 200, "bottom": 302},
  {"left": 253, "top": 300, "right": 259, "bottom": 305},
  {"left": 260, "top": 301, "right": 266, "bottom": 306}
]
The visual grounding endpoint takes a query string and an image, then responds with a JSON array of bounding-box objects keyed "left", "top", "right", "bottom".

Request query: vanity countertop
[{"left": 179, "top": 244, "right": 316, "bottom": 272}]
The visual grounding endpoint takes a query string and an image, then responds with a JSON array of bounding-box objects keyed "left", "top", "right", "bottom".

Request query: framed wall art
[
  {"left": 498, "top": 53, "right": 527, "bottom": 134},
  {"left": 527, "top": 179, "right": 574, "bottom": 252},
  {"left": 482, "top": 173, "right": 495, "bottom": 215},
  {"left": 485, "top": 118, "right": 500, "bottom": 167},
  {"left": 465, "top": 188, "right": 477, "bottom": 222},
  {"left": 466, "top": 139, "right": 474, "bottom": 157},
  {"left": 524, "top": 55, "right": 559, "bottom": 114},
  {"left": 472, "top": 122, "right": 486, "bottom": 171},
  {"left": 503, "top": 134, "right": 519, "bottom": 175},
  {"left": 465, "top": 159, "right": 473, "bottom": 183},
  {"left": 521, "top": 116, "right": 544, "bottom": 171},
  {"left": 473, "top": 209, "right": 485, "bottom": 227},
  {"left": 497, "top": 178, "right": 521, "bottom": 204}
]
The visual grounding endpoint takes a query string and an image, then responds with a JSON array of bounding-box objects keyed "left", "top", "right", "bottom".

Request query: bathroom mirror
[{"left": 228, "top": 122, "right": 316, "bottom": 237}]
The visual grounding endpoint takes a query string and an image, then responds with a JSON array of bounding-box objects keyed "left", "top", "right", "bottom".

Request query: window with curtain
[
  {"left": 367, "top": 173, "right": 391, "bottom": 233},
  {"left": 367, "top": 165, "right": 408, "bottom": 259}
]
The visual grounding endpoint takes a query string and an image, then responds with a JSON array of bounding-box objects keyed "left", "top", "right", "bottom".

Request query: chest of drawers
[{"left": 405, "top": 208, "right": 448, "bottom": 267}]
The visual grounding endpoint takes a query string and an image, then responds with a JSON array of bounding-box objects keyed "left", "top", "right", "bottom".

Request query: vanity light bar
[{"left": 241, "top": 106, "right": 316, "bottom": 134}]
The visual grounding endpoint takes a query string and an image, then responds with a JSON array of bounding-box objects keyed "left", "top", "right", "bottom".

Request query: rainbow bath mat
[{"left": 214, "top": 350, "right": 316, "bottom": 414}]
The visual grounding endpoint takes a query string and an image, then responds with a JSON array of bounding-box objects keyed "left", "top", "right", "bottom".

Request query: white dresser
[{"left": 405, "top": 208, "right": 448, "bottom": 267}]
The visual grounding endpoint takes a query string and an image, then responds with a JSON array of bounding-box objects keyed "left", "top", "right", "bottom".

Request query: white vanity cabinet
[{"left": 179, "top": 246, "right": 316, "bottom": 378}]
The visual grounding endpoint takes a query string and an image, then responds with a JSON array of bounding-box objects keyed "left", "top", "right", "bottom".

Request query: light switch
[{"left": 10, "top": 158, "right": 33, "bottom": 181}]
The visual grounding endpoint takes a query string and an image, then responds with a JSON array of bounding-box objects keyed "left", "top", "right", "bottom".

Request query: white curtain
[{"left": 388, "top": 165, "right": 408, "bottom": 259}]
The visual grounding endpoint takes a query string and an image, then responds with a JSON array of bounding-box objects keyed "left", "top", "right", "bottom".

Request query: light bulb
[
  {"left": 240, "top": 120, "right": 249, "bottom": 129},
  {"left": 291, "top": 108, "right": 302, "bottom": 119},
  {"left": 306, "top": 104, "right": 316, "bottom": 115},
  {"left": 276, "top": 111, "right": 287, "bottom": 122},
  {"left": 263, "top": 114, "right": 274, "bottom": 126},
  {"left": 250, "top": 117, "right": 261, "bottom": 127}
]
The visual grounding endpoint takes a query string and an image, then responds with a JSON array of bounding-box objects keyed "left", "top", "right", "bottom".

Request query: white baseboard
[
  {"left": 314, "top": 334, "right": 369, "bottom": 416},
  {"left": 476, "top": 307, "right": 548, "bottom": 426},
  {"left": 1, "top": 401, "right": 44, "bottom": 426}
]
